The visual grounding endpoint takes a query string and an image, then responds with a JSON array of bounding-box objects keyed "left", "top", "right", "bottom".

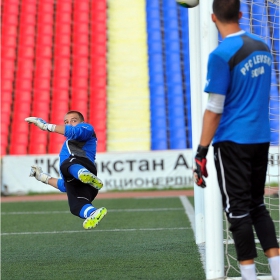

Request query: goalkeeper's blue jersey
[
  {"left": 59, "top": 122, "right": 97, "bottom": 165},
  {"left": 57, "top": 122, "right": 97, "bottom": 192},
  {"left": 204, "top": 30, "right": 272, "bottom": 145}
]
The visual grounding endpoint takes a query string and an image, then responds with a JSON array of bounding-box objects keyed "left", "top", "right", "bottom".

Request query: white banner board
[
  {"left": 1, "top": 150, "right": 194, "bottom": 195},
  {"left": 2, "top": 147, "right": 279, "bottom": 195}
]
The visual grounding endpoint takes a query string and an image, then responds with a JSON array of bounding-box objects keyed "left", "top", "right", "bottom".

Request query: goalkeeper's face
[{"left": 64, "top": 113, "right": 83, "bottom": 127}]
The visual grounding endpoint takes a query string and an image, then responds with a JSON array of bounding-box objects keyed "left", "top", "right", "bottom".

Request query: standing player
[
  {"left": 193, "top": 0, "right": 279, "bottom": 279},
  {"left": 26, "top": 110, "right": 107, "bottom": 230}
]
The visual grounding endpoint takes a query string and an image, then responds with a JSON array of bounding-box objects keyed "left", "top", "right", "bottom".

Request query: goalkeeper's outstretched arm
[
  {"left": 29, "top": 165, "right": 66, "bottom": 192},
  {"left": 25, "top": 117, "right": 65, "bottom": 135}
]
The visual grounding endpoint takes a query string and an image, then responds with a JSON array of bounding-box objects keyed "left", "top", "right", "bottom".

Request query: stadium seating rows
[
  {"left": 1, "top": 0, "right": 107, "bottom": 155},
  {"left": 1, "top": 0, "right": 279, "bottom": 155}
]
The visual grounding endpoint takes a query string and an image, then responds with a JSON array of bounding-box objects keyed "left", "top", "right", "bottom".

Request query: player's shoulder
[{"left": 211, "top": 31, "right": 245, "bottom": 62}]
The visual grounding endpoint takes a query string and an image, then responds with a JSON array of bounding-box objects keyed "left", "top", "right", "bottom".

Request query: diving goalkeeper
[{"left": 25, "top": 110, "right": 107, "bottom": 230}]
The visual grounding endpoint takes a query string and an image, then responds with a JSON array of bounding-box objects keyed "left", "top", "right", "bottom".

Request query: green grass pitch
[{"left": 1, "top": 197, "right": 206, "bottom": 280}]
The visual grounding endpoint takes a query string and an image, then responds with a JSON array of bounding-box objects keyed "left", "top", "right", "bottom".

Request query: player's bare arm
[
  {"left": 200, "top": 109, "right": 222, "bottom": 146},
  {"left": 29, "top": 165, "right": 58, "bottom": 189}
]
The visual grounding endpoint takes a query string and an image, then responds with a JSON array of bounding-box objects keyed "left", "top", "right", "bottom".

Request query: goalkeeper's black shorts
[{"left": 60, "top": 156, "right": 99, "bottom": 216}]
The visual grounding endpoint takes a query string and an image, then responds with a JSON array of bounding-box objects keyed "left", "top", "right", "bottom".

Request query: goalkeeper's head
[{"left": 64, "top": 111, "right": 85, "bottom": 126}]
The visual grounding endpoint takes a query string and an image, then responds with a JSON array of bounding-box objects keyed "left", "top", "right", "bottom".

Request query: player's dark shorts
[
  {"left": 213, "top": 141, "right": 278, "bottom": 260},
  {"left": 60, "top": 156, "right": 99, "bottom": 217},
  {"left": 213, "top": 141, "right": 269, "bottom": 216}
]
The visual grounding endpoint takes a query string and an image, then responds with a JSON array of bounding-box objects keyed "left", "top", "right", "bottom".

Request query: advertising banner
[{"left": 2, "top": 150, "right": 194, "bottom": 194}]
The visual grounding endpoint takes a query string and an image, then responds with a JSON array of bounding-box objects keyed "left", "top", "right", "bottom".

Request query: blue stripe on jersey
[{"left": 204, "top": 31, "right": 271, "bottom": 144}]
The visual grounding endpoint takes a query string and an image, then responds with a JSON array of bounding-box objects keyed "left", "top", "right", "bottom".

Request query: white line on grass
[
  {"left": 179, "top": 196, "right": 206, "bottom": 273},
  {"left": 1, "top": 227, "right": 191, "bottom": 236},
  {"left": 1, "top": 208, "right": 183, "bottom": 215}
]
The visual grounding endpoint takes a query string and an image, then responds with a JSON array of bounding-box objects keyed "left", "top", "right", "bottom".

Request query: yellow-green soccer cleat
[
  {"left": 78, "top": 169, "right": 103, "bottom": 190},
  {"left": 83, "top": 207, "right": 107, "bottom": 230}
]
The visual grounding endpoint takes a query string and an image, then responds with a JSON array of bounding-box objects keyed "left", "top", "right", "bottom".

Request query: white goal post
[{"left": 189, "top": 1, "right": 280, "bottom": 280}]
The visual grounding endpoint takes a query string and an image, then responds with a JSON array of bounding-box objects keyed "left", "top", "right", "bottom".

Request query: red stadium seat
[
  {"left": 1, "top": 144, "right": 8, "bottom": 155},
  {"left": 73, "top": 33, "right": 88, "bottom": 44},
  {"left": 54, "top": 34, "right": 71, "bottom": 45},
  {"left": 20, "top": 14, "right": 36, "bottom": 25},
  {"left": 15, "top": 79, "right": 33, "bottom": 93},
  {"left": 3, "top": 2, "right": 19, "bottom": 14},
  {"left": 48, "top": 142, "right": 63, "bottom": 154},
  {"left": 2, "top": 47, "right": 16, "bottom": 59},
  {"left": 34, "top": 63, "right": 52, "bottom": 79},
  {"left": 90, "top": 44, "right": 106, "bottom": 55},
  {"left": 33, "top": 78, "right": 51, "bottom": 91},
  {"left": 72, "top": 67, "right": 88, "bottom": 77},
  {"left": 73, "top": 23, "right": 89, "bottom": 34},
  {"left": 72, "top": 57, "right": 88, "bottom": 68},
  {"left": 17, "top": 46, "right": 35, "bottom": 59},
  {"left": 2, "top": 14, "right": 18, "bottom": 26},
  {"left": 54, "top": 45, "right": 71, "bottom": 58},
  {"left": 51, "top": 89, "right": 69, "bottom": 100},
  {"left": 9, "top": 144, "right": 28, "bottom": 155},
  {"left": 29, "top": 127, "right": 48, "bottom": 143},
  {"left": 56, "top": 1, "right": 72, "bottom": 13},
  {"left": 92, "top": 0, "right": 106, "bottom": 11},
  {"left": 1, "top": 91, "right": 13, "bottom": 104},
  {"left": 1, "top": 124, "right": 9, "bottom": 139},
  {"left": 19, "top": 24, "right": 36, "bottom": 36},
  {"left": 71, "top": 91, "right": 88, "bottom": 101},
  {"left": 16, "top": 67, "right": 33, "bottom": 79},
  {"left": 89, "top": 86, "right": 106, "bottom": 98},
  {"left": 37, "top": 24, "right": 53, "bottom": 35},
  {"left": 72, "top": 46, "right": 88, "bottom": 57},
  {"left": 38, "top": 2, "right": 53, "bottom": 14},
  {"left": 21, "top": 1, "right": 37, "bottom": 14},
  {"left": 2, "top": 25, "right": 18, "bottom": 37},
  {"left": 2, "top": 35, "right": 17, "bottom": 47},
  {"left": 49, "top": 132, "right": 64, "bottom": 143},
  {"left": 2, "top": 100, "right": 12, "bottom": 112},
  {"left": 33, "top": 87, "right": 51, "bottom": 99},
  {"left": 52, "top": 78, "right": 70, "bottom": 90},
  {"left": 91, "top": 33, "right": 106, "bottom": 45},
  {"left": 13, "top": 101, "right": 31, "bottom": 116},
  {"left": 35, "top": 45, "right": 53, "bottom": 58},
  {"left": 31, "top": 107, "right": 50, "bottom": 119},
  {"left": 56, "top": 13, "right": 72, "bottom": 24},
  {"left": 90, "top": 55, "right": 106, "bottom": 66},
  {"left": 29, "top": 143, "right": 47, "bottom": 154},
  {"left": 74, "top": 0, "right": 90, "bottom": 12},
  {"left": 55, "top": 23, "right": 71, "bottom": 34},
  {"left": 10, "top": 132, "right": 29, "bottom": 144},
  {"left": 36, "top": 35, "right": 53, "bottom": 47},
  {"left": 37, "top": 13, "right": 53, "bottom": 25},
  {"left": 73, "top": 12, "right": 89, "bottom": 23},
  {"left": 71, "top": 77, "right": 88, "bottom": 89},
  {"left": 1, "top": 80, "right": 14, "bottom": 92},
  {"left": 89, "top": 76, "right": 106, "bottom": 88},
  {"left": 53, "top": 58, "right": 71, "bottom": 68},
  {"left": 91, "top": 22, "right": 106, "bottom": 34}
]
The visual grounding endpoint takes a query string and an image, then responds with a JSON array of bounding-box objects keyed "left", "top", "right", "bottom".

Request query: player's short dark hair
[
  {"left": 66, "top": 110, "right": 85, "bottom": 121},
  {"left": 213, "top": 0, "right": 240, "bottom": 23}
]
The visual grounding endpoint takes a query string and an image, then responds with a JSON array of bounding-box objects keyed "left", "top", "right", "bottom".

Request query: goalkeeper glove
[
  {"left": 193, "top": 145, "right": 209, "bottom": 188},
  {"left": 25, "top": 117, "right": 56, "bottom": 132},
  {"left": 29, "top": 165, "right": 51, "bottom": 184}
]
